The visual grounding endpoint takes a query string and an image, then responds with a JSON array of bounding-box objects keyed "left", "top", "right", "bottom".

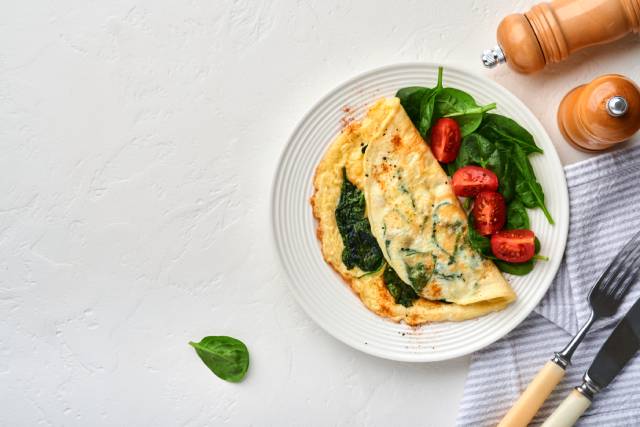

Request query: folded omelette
[{"left": 311, "top": 97, "right": 516, "bottom": 325}]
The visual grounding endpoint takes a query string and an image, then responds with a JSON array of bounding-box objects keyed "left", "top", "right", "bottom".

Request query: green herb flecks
[{"left": 407, "top": 262, "right": 433, "bottom": 293}]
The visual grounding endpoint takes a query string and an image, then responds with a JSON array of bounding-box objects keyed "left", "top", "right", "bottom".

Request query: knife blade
[
  {"left": 542, "top": 296, "right": 640, "bottom": 427},
  {"left": 586, "top": 296, "right": 640, "bottom": 394}
]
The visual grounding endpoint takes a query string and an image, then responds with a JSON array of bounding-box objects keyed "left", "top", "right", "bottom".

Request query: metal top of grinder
[
  {"left": 607, "top": 96, "right": 629, "bottom": 117},
  {"left": 481, "top": 46, "right": 506, "bottom": 68}
]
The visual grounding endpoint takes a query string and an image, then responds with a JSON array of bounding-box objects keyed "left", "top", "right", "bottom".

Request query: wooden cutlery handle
[
  {"left": 498, "top": 360, "right": 566, "bottom": 427},
  {"left": 541, "top": 389, "right": 591, "bottom": 427}
]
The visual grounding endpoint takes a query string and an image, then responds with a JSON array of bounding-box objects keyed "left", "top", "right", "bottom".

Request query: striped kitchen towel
[{"left": 457, "top": 144, "right": 640, "bottom": 427}]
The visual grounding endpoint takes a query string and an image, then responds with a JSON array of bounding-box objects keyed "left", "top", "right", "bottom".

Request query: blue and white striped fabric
[{"left": 457, "top": 144, "right": 640, "bottom": 427}]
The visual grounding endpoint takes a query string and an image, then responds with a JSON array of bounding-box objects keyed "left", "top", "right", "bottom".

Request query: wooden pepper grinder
[
  {"left": 557, "top": 74, "right": 640, "bottom": 150},
  {"left": 482, "top": 0, "right": 640, "bottom": 73}
]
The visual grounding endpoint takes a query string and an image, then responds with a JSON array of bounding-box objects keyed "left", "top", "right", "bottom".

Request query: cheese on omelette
[{"left": 311, "top": 97, "right": 515, "bottom": 325}]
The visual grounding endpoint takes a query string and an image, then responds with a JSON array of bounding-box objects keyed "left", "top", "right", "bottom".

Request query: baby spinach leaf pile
[
  {"left": 397, "top": 67, "right": 553, "bottom": 275},
  {"left": 397, "top": 67, "right": 497, "bottom": 138},
  {"left": 335, "top": 168, "right": 384, "bottom": 272},
  {"left": 189, "top": 336, "right": 249, "bottom": 383}
]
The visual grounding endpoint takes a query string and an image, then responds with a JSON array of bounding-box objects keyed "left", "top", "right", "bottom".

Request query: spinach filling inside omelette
[
  {"left": 335, "top": 168, "right": 384, "bottom": 272},
  {"left": 335, "top": 168, "right": 418, "bottom": 307}
]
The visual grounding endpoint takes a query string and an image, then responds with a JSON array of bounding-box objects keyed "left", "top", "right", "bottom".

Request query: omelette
[{"left": 311, "top": 97, "right": 515, "bottom": 325}]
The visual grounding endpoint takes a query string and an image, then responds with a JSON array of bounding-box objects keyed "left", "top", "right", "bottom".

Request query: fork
[{"left": 498, "top": 229, "right": 640, "bottom": 427}]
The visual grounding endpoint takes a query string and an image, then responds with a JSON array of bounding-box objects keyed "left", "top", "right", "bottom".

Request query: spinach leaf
[
  {"left": 506, "top": 198, "right": 530, "bottom": 230},
  {"left": 418, "top": 88, "right": 439, "bottom": 137},
  {"left": 495, "top": 260, "right": 534, "bottom": 276},
  {"left": 451, "top": 133, "right": 502, "bottom": 174},
  {"left": 416, "top": 67, "right": 444, "bottom": 137},
  {"left": 335, "top": 168, "right": 384, "bottom": 271},
  {"left": 444, "top": 102, "right": 498, "bottom": 118},
  {"left": 462, "top": 197, "right": 473, "bottom": 212},
  {"left": 477, "top": 113, "right": 543, "bottom": 155},
  {"left": 396, "top": 86, "right": 429, "bottom": 124},
  {"left": 454, "top": 111, "right": 494, "bottom": 138},
  {"left": 435, "top": 88, "right": 497, "bottom": 136},
  {"left": 511, "top": 146, "right": 554, "bottom": 224},
  {"left": 494, "top": 146, "right": 515, "bottom": 202},
  {"left": 467, "top": 215, "right": 492, "bottom": 257},
  {"left": 535, "top": 236, "right": 541, "bottom": 254},
  {"left": 435, "top": 87, "right": 477, "bottom": 117},
  {"left": 383, "top": 265, "right": 419, "bottom": 307},
  {"left": 189, "top": 336, "right": 249, "bottom": 383}
]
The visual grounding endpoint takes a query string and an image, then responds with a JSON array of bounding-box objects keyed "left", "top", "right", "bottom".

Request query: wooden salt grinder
[
  {"left": 557, "top": 74, "right": 640, "bottom": 150},
  {"left": 482, "top": 0, "right": 640, "bottom": 73}
]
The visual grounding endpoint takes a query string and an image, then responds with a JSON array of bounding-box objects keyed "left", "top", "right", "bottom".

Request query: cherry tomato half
[
  {"left": 452, "top": 165, "right": 499, "bottom": 197},
  {"left": 491, "top": 229, "right": 536, "bottom": 263},
  {"left": 472, "top": 191, "right": 506, "bottom": 236},
  {"left": 430, "top": 118, "right": 461, "bottom": 163}
]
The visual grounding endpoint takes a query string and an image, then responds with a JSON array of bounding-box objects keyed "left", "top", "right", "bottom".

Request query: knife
[{"left": 542, "top": 296, "right": 640, "bottom": 427}]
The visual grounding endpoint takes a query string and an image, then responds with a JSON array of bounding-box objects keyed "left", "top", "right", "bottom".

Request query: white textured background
[{"left": 1, "top": 1, "right": 638, "bottom": 426}]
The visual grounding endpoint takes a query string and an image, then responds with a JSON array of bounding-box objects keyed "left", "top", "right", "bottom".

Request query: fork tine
[
  {"left": 610, "top": 248, "right": 640, "bottom": 301},
  {"left": 592, "top": 230, "right": 640, "bottom": 296},
  {"left": 589, "top": 231, "right": 640, "bottom": 317},
  {"left": 602, "top": 243, "right": 640, "bottom": 294}
]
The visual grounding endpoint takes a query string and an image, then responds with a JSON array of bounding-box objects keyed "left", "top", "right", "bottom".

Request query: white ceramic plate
[{"left": 272, "top": 63, "right": 569, "bottom": 362}]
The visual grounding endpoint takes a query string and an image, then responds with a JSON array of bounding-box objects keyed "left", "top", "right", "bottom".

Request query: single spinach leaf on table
[
  {"left": 506, "top": 198, "right": 530, "bottom": 230},
  {"left": 511, "top": 145, "right": 554, "bottom": 224},
  {"left": 335, "top": 168, "right": 384, "bottom": 271},
  {"left": 189, "top": 336, "right": 249, "bottom": 383},
  {"left": 383, "top": 265, "right": 419, "bottom": 307},
  {"left": 477, "top": 113, "right": 543, "bottom": 155}
]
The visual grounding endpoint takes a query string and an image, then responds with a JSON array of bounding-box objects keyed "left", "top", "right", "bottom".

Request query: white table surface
[{"left": 2, "top": 1, "right": 639, "bottom": 425}]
